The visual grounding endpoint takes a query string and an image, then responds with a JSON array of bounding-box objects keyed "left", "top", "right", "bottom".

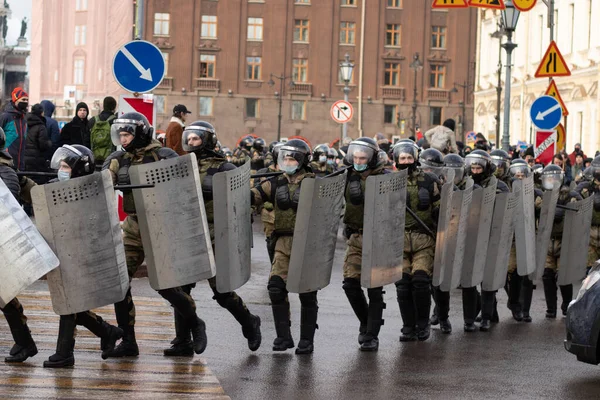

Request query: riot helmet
[
  {"left": 327, "top": 148, "right": 338, "bottom": 166},
  {"left": 253, "top": 137, "right": 266, "bottom": 152},
  {"left": 465, "top": 149, "right": 494, "bottom": 184},
  {"left": 443, "top": 153, "right": 465, "bottom": 185},
  {"left": 51, "top": 144, "right": 95, "bottom": 180},
  {"left": 182, "top": 121, "right": 218, "bottom": 152},
  {"left": 111, "top": 112, "right": 154, "bottom": 152},
  {"left": 240, "top": 135, "right": 255, "bottom": 150},
  {"left": 268, "top": 141, "right": 280, "bottom": 153},
  {"left": 277, "top": 139, "right": 311, "bottom": 175},
  {"left": 345, "top": 137, "right": 379, "bottom": 172},
  {"left": 508, "top": 159, "right": 531, "bottom": 180},
  {"left": 223, "top": 147, "right": 233, "bottom": 162},
  {"left": 419, "top": 148, "right": 445, "bottom": 177},
  {"left": 313, "top": 144, "right": 330, "bottom": 164},
  {"left": 490, "top": 149, "right": 511, "bottom": 179},
  {"left": 540, "top": 164, "right": 564, "bottom": 191},
  {"left": 392, "top": 139, "right": 420, "bottom": 172},
  {"left": 215, "top": 140, "right": 222, "bottom": 152},
  {"left": 591, "top": 156, "right": 600, "bottom": 181}
]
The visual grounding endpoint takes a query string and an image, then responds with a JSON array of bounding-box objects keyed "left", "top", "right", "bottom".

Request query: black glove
[
  {"left": 275, "top": 179, "right": 292, "bottom": 210},
  {"left": 594, "top": 193, "right": 600, "bottom": 212},
  {"left": 417, "top": 186, "right": 431, "bottom": 211},
  {"left": 202, "top": 174, "right": 213, "bottom": 201},
  {"left": 291, "top": 182, "right": 302, "bottom": 211},
  {"left": 554, "top": 207, "right": 565, "bottom": 221},
  {"left": 431, "top": 206, "right": 440, "bottom": 223},
  {"left": 348, "top": 175, "right": 363, "bottom": 206},
  {"left": 343, "top": 226, "right": 354, "bottom": 240}
]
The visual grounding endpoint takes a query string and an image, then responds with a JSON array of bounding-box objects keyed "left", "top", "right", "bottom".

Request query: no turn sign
[{"left": 330, "top": 100, "right": 353, "bottom": 124}]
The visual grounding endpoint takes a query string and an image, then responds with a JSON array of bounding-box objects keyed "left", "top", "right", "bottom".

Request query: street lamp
[
  {"left": 268, "top": 73, "right": 295, "bottom": 142},
  {"left": 339, "top": 53, "right": 354, "bottom": 142},
  {"left": 451, "top": 81, "right": 474, "bottom": 143},
  {"left": 500, "top": 0, "right": 520, "bottom": 151},
  {"left": 410, "top": 53, "right": 423, "bottom": 136},
  {"left": 491, "top": 22, "right": 505, "bottom": 150}
]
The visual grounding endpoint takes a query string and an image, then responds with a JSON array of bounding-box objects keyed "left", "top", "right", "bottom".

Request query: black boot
[
  {"left": 342, "top": 278, "right": 369, "bottom": 345},
  {"left": 480, "top": 290, "right": 496, "bottom": 331},
  {"left": 521, "top": 278, "right": 534, "bottom": 323},
  {"left": 2, "top": 299, "right": 38, "bottom": 363},
  {"left": 543, "top": 268, "right": 558, "bottom": 319},
  {"left": 361, "top": 288, "right": 385, "bottom": 352},
  {"left": 163, "top": 311, "right": 193, "bottom": 357},
  {"left": 412, "top": 271, "right": 432, "bottom": 342},
  {"left": 560, "top": 284, "right": 573, "bottom": 316},
  {"left": 296, "top": 292, "right": 318, "bottom": 355},
  {"left": 44, "top": 315, "right": 76, "bottom": 368},
  {"left": 434, "top": 287, "right": 451, "bottom": 334},
  {"left": 75, "top": 311, "right": 124, "bottom": 354},
  {"left": 190, "top": 317, "right": 208, "bottom": 355},
  {"left": 103, "top": 288, "right": 138, "bottom": 358},
  {"left": 212, "top": 289, "right": 261, "bottom": 352},
  {"left": 396, "top": 274, "right": 417, "bottom": 342},
  {"left": 462, "top": 286, "right": 478, "bottom": 332},
  {"left": 508, "top": 271, "right": 523, "bottom": 321},
  {"left": 269, "top": 276, "right": 294, "bottom": 351}
]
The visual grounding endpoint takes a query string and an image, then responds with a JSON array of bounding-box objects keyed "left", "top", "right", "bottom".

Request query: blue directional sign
[
  {"left": 112, "top": 40, "right": 165, "bottom": 93},
  {"left": 530, "top": 95, "right": 563, "bottom": 130}
]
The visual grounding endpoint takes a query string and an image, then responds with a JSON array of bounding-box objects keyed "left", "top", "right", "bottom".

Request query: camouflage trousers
[
  {"left": 343, "top": 233, "right": 364, "bottom": 280},
  {"left": 403, "top": 231, "right": 435, "bottom": 276},
  {"left": 270, "top": 235, "right": 294, "bottom": 281},
  {"left": 545, "top": 238, "right": 562, "bottom": 272},
  {"left": 507, "top": 242, "right": 517, "bottom": 274},
  {"left": 118, "top": 216, "right": 197, "bottom": 329},
  {"left": 588, "top": 226, "right": 600, "bottom": 266}
]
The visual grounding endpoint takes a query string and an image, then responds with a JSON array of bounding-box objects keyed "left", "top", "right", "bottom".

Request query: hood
[
  {"left": 26, "top": 112, "right": 45, "bottom": 127},
  {"left": 425, "top": 125, "right": 453, "bottom": 137},
  {"left": 40, "top": 100, "right": 55, "bottom": 118},
  {"left": 74, "top": 102, "right": 90, "bottom": 119},
  {"left": 3, "top": 102, "right": 24, "bottom": 117}
]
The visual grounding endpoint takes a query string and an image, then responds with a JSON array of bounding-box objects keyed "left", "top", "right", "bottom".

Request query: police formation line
[{"left": 0, "top": 112, "right": 596, "bottom": 368}]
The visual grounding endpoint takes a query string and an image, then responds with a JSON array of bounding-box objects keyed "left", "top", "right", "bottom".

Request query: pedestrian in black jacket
[
  {"left": 24, "top": 104, "right": 53, "bottom": 182},
  {"left": 60, "top": 102, "right": 90, "bottom": 148}
]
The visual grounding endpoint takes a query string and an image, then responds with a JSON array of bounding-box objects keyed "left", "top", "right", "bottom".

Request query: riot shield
[
  {"left": 129, "top": 153, "right": 215, "bottom": 290},
  {"left": 532, "top": 187, "right": 560, "bottom": 281},
  {"left": 558, "top": 196, "right": 594, "bottom": 285},
  {"left": 31, "top": 171, "right": 129, "bottom": 315},
  {"left": 513, "top": 176, "right": 537, "bottom": 276},
  {"left": 461, "top": 177, "right": 497, "bottom": 288},
  {"left": 287, "top": 172, "right": 347, "bottom": 293},
  {"left": 0, "top": 180, "right": 59, "bottom": 308},
  {"left": 432, "top": 172, "right": 455, "bottom": 288},
  {"left": 482, "top": 191, "right": 518, "bottom": 291},
  {"left": 213, "top": 161, "right": 252, "bottom": 293},
  {"left": 438, "top": 179, "right": 474, "bottom": 292},
  {"left": 361, "top": 170, "right": 408, "bottom": 288}
]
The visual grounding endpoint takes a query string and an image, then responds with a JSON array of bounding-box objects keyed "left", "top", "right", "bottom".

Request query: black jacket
[
  {"left": 60, "top": 103, "right": 91, "bottom": 148},
  {"left": 24, "top": 113, "right": 52, "bottom": 172},
  {"left": 0, "top": 151, "right": 20, "bottom": 199}
]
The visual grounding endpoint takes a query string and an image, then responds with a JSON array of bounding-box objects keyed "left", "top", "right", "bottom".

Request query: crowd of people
[{"left": 2, "top": 90, "right": 598, "bottom": 370}]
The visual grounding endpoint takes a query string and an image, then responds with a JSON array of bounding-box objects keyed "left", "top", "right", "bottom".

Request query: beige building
[
  {"left": 29, "top": 0, "right": 133, "bottom": 120},
  {"left": 474, "top": 1, "right": 600, "bottom": 153}
]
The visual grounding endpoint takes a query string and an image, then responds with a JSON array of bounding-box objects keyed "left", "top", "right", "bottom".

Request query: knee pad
[
  {"left": 411, "top": 270, "right": 431, "bottom": 291},
  {"left": 367, "top": 287, "right": 384, "bottom": 303},
  {"left": 395, "top": 273, "right": 412, "bottom": 297},
  {"left": 542, "top": 268, "right": 556, "bottom": 281},
  {"left": 342, "top": 278, "right": 362, "bottom": 293},
  {"left": 299, "top": 291, "right": 318, "bottom": 308},
  {"left": 212, "top": 291, "right": 235, "bottom": 307},
  {"left": 268, "top": 276, "right": 288, "bottom": 304}
]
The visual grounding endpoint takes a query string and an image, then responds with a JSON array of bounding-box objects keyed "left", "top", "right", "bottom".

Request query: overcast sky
[{"left": 6, "top": 0, "right": 32, "bottom": 46}]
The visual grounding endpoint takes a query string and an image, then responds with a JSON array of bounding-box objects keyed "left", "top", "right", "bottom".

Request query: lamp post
[
  {"left": 500, "top": 0, "right": 520, "bottom": 151},
  {"left": 491, "top": 22, "right": 505, "bottom": 150},
  {"left": 450, "top": 81, "right": 474, "bottom": 143},
  {"left": 268, "top": 73, "right": 295, "bottom": 142},
  {"left": 410, "top": 53, "right": 423, "bottom": 136},
  {"left": 339, "top": 53, "right": 354, "bottom": 142}
]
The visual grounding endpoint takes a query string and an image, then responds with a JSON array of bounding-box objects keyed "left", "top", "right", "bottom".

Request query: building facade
[
  {"left": 146, "top": 0, "right": 477, "bottom": 147},
  {"left": 29, "top": 0, "right": 134, "bottom": 121},
  {"left": 474, "top": 1, "right": 600, "bottom": 153}
]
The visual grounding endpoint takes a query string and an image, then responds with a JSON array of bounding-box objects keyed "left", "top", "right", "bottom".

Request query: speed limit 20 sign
[{"left": 330, "top": 100, "right": 354, "bottom": 124}]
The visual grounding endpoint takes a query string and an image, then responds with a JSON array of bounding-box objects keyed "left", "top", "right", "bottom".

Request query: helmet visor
[
  {"left": 393, "top": 144, "right": 419, "bottom": 164},
  {"left": 182, "top": 126, "right": 208, "bottom": 152},
  {"left": 444, "top": 167, "right": 464, "bottom": 185},
  {"left": 541, "top": 173, "right": 563, "bottom": 190},
  {"left": 110, "top": 121, "right": 139, "bottom": 147},
  {"left": 509, "top": 164, "right": 530, "bottom": 179},
  {"left": 345, "top": 143, "right": 376, "bottom": 167},
  {"left": 464, "top": 155, "right": 488, "bottom": 175},
  {"left": 278, "top": 148, "right": 305, "bottom": 167},
  {"left": 50, "top": 145, "right": 82, "bottom": 170}
]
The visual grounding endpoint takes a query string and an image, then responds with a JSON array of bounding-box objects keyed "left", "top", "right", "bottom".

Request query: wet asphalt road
[{"left": 121, "top": 223, "right": 600, "bottom": 400}]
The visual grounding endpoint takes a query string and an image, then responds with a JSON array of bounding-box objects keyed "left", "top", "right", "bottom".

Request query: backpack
[{"left": 90, "top": 115, "right": 116, "bottom": 162}]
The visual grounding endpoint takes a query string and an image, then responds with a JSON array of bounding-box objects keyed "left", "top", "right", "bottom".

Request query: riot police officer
[
  {"left": 310, "top": 144, "right": 334, "bottom": 177},
  {"left": 251, "top": 137, "right": 267, "bottom": 171},
  {"left": 327, "top": 148, "right": 339, "bottom": 171},
  {"left": 251, "top": 139, "right": 318, "bottom": 354},
  {"left": 257, "top": 142, "right": 283, "bottom": 263},
  {"left": 575, "top": 156, "right": 600, "bottom": 279},
  {"left": 232, "top": 135, "right": 254, "bottom": 166},
  {"left": 341, "top": 138, "right": 388, "bottom": 351},
  {"left": 102, "top": 112, "right": 207, "bottom": 358},
  {"left": 490, "top": 149, "right": 511, "bottom": 182},
  {"left": 394, "top": 139, "right": 441, "bottom": 342}
]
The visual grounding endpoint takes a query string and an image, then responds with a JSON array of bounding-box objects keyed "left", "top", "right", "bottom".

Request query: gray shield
[
  {"left": 361, "top": 170, "right": 408, "bottom": 288},
  {"left": 213, "top": 161, "right": 252, "bottom": 293},
  {"left": 558, "top": 196, "right": 594, "bottom": 285},
  {"left": 532, "top": 187, "right": 560, "bottom": 281},
  {"left": 513, "top": 176, "right": 537, "bottom": 276},
  {"left": 130, "top": 153, "right": 216, "bottom": 290},
  {"left": 31, "top": 171, "right": 128, "bottom": 315},
  {"left": 482, "top": 191, "right": 518, "bottom": 291},
  {"left": 461, "top": 177, "right": 497, "bottom": 288},
  {"left": 432, "top": 174, "right": 456, "bottom": 288},
  {"left": 438, "top": 179, "right": 474, "bottom": 292},
  {"left": 287, "top": 172, "right": 347, "bottom": 293},
  {"left": 0, "top": 180, "right": 59, "bottom": 308}
]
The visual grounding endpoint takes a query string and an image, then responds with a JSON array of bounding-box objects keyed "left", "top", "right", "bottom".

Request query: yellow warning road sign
[
  {"left": 513, "top": 0, "right": 537, "bottom": 12},
  {"left": 545, "top": 79, "right": 569, "bottom": 117},
  {"left": 534, "top": 41, "right": 571, "bottom": 78},
  {"left": 468, "top": 0, "right": 505, "bottom": 9},
  {"left": 432, "top": 0, "right": 469, "bottom": 8},
  {"left": 556, "top": 123, "right": 566, "bottom": 151}
]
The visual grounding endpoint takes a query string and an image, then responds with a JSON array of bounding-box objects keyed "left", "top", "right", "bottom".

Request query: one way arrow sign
[{"left": 112, "top": 40, "right": 166, "bottom": 93}]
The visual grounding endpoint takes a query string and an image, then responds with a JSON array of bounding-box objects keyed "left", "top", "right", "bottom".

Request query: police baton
[
  {"left": 250, "top": 171, "right": 284, "bottom": 179},
  {"left": 16, "top": 171, "right": 58, "bottom": 177},
  {"left": 555, "top": 204, "right": 578, "bottom": 212},
  {"left": 405, "top": 206, "right": 436, "bottom": 238},
  {"left": 322, "top": 166, "right": 351, "bottom": 179},
  {"left": 114, "top": 184, "right": 155, "bottom": 190}
]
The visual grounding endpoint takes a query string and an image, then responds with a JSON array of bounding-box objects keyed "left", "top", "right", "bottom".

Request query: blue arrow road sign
[
  {"left": 530, "top": 95, "right": 563, "bottom": 130},
  {"left": 112, "top": 40, "right": 165, "bottom": 93}
]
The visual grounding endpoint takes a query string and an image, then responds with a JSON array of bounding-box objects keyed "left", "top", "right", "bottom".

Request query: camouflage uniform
[
  {"left": 309, "top": 160, "right": 334, "bottom": 178},
  {"left": 575, "top": 179, "right": 600, "bottom": 266},
  {"left": 256, "top": 164, "right": 278, "bottom": 263},
  {"left": 232, "top": 147, "right": 252, "bottom": 166},
  {"left": 102, "top": 141, "right": 203, "bottom": 356},
  {"left": 342, "top": 166, "right": 387, "bottom": 348}
]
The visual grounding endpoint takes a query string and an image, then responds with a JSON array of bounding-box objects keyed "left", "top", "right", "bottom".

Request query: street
[{"left": 2, "top": 223, "right": 600, "bottom": 399}]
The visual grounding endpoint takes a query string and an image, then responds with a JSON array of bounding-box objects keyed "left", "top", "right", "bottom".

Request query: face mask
[
  {"left": 354, "top": 163, "right": 368, "bottom": 172},
  {"left": 471, "top": 173, "right": 484, "bottom": 184},
  {"left": 327, "top": 160, "right": 335, "bottom": 165},
  {"left": 319, "top": 155, "right": 327, "bottom": 163},
  {"left": 17, "top": 102, "right": 28, "bottom": 111},
  {"left": 282, "top": 165, "right": 298, "bottom": 175},
  {"left": 57, "top": 170, "right": 71, "bottom": 181}
]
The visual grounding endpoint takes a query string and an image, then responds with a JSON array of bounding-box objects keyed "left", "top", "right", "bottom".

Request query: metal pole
[
  {"left": 343, "top": 83, "right": 350, "bottom": 141},
  {"left": 495, "top": 38, "right": 503, "bottom": 149},
  {"left": 136, "top": 0, "right": 144, "bottom": 39},
  {"left": 501, "top": 30, "right": 517, "bottom": 151},
  {"left": 277, "top": 76, "right": 283, "bottom": 142},
  {"left": 412, "top": 67, "right": 417, "bottom": 135}
]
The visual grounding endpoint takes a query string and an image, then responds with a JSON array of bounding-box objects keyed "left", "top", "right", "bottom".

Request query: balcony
[
  {"left": 381, "top": 86, "right": 405, "bottom": 100},
  {"left": 195, "top": 78, "right": 220, "bottom": 92},
  {"left": 289, "top": 83, "right": 312, "bottom": 95},
  {"left": 157, "top": 77, "right": 173, "bottom": 91},
  {"left": 427, "top": 89, "right": 450, "bottom": 101}
]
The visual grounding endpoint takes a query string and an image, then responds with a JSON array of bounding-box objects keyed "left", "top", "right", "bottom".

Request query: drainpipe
[{"left": 357, "top": 0, "right": 366, "bottom": 136}]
